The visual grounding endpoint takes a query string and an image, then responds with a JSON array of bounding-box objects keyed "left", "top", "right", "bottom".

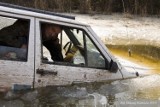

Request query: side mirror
[{"left": 109, "top": 60, "right": 118, "bottom": 73}]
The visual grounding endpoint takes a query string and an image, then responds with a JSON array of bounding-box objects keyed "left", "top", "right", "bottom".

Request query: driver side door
[{"left": 34, "top": 19, "right": 122, "bottom": 87}]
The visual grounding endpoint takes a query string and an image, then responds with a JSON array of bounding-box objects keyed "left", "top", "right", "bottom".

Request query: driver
[{"left": 41, "top": 23, "right": 63, "bottom": 61}]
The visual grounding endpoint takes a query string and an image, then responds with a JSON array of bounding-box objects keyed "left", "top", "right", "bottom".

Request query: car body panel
[{"left": 0, "top": 11, "right": 35, "bottom": 89}]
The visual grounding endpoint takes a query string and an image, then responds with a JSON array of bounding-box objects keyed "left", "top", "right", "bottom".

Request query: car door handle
[{"left": 36, "top": 69, "right": 57, "bottom": 76}]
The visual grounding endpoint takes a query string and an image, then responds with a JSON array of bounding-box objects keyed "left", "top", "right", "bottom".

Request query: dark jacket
[
  {"left": 0, "top": 20, "right": 29, "bottom": 48},
  {"left": 43, "top": 39, "right": 63, "bottom": 61}
]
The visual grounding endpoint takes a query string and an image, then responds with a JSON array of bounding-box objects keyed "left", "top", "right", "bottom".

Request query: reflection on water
[{"left": 0, "top": 74, "right": 160, "bottom": 107}]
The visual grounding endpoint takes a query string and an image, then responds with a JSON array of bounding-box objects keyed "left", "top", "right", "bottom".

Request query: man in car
[
  {"left": 41, "top": 23, "right": 63, "bottom": 61},
  {"left": 0, "top": 19, "right": 29, "bottom": 60},
  {"left": 0, "top": 19, "right": 29, "bottom": 48}
]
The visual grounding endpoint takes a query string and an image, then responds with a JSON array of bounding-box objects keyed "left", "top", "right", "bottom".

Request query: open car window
[
  {"left": 0, "top": 16, "right": 30, "bottom": 61},
  {"left": 41, "top": 23, "right": 106, "bottom": 69}
]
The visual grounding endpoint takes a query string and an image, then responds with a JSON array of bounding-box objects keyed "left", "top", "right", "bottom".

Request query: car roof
[{"left": 0, "top": 2, "right": 88, "bottom": 27}]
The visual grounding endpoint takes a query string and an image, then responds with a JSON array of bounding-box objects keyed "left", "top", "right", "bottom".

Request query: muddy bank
[{"left": 75, "top": 13, "right": 160, "bottom": 46}]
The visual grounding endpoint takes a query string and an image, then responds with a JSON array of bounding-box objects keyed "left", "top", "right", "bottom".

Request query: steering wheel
[{"left": 63, "top": 41, "right": 72, "bottom": 55}]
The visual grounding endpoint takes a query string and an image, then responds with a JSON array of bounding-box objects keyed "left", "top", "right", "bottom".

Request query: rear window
[{"left": 0, "top": 16, "right": 30, "bottom": 61}]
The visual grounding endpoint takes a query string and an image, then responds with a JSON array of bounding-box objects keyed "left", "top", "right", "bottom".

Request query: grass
[{"left": 106, "top": 44, "right": 160, "bottom": 74}]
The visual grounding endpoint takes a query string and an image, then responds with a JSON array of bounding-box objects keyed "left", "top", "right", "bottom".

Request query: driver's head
[{"left": 42, "top": 23, "right": 62, "bottom": 41}]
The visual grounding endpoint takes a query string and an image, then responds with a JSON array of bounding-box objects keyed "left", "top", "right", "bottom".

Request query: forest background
[{"left": 0, "top": 0, "right": 159, "bottom": 16}]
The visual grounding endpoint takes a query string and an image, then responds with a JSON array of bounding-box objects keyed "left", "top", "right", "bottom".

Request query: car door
[
  {"left": 34, "top": 18, "right": 123, "bottom": 87},
  {"left": 0, "top": 12, "right": 35, "bottom": 89}
]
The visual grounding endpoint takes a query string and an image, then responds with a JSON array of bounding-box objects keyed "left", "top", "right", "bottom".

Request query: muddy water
[
  {"left": 0, "top": 74, "right": 160, "bottom": 107},
  {"left": 107, "top": 44, "right": 160, "bottom": 61},
  {"left": 0, "top": 45, "right": 160, "bottom": 107},
  {"left": 107, "top": 44, "right": 160, "bottom": 73}
]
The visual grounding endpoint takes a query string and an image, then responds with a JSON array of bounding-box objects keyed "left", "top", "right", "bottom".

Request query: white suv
[{"left": 0, "top": 3, "right": 138, "bottom": 91}]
